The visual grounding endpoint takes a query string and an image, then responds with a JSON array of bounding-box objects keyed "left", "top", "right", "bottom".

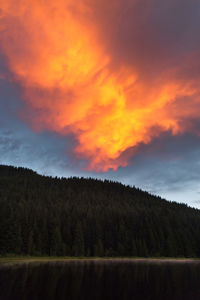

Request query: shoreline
[{"left": 1, "top": 256, "right": 200, "bottom": 266}]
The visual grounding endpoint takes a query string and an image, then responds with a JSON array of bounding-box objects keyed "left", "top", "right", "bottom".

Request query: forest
[{"left": 0, "top": 164, "right": 200, "bottom": 257}]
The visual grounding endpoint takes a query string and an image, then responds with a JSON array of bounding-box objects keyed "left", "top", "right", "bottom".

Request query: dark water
[{"left": 0, "top": 259, "right": 200, "bottom": 300}]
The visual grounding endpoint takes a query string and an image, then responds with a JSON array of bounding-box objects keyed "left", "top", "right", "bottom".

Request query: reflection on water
[{"left": 0, "top": 259, "right": 200, "bottom": 300}]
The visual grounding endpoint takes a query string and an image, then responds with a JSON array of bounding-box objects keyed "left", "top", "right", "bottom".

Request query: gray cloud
[
  {"left": 0, "top": 74, "right": 80, "bottom": 177},
  {"left": 91, "top": 0, "right": 200, "bottom": 80}
]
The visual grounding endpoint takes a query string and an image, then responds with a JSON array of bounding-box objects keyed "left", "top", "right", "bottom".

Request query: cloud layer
[{"left": 0, "top": 0, "right": 200, "bottom": 173}]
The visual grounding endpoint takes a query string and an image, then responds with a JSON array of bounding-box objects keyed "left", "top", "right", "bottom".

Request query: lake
[{"left": 0, "top": 259, "right": 200, "bottom": 300}]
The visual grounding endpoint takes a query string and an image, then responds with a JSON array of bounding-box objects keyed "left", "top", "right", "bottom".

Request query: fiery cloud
[{"left": 0, "top": 0, "right": 200, "bottom": 171}]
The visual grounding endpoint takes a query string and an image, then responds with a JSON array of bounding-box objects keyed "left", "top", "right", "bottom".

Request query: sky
[{"left": 0, "top": 0, "right": 200, "bottom": 208}]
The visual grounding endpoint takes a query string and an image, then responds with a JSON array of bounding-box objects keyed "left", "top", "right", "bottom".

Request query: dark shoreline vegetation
[{"left": 1, "top": 165, "right": 200, "bottom": 258}]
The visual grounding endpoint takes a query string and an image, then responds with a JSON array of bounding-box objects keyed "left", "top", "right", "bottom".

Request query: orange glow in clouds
[{"left": 0, "top": 0, "right": 198, "bottom": 171}]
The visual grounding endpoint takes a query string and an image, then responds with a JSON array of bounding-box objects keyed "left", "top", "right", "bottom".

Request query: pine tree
[
  {"left": 27, "top": 231, "right": 34, "bottom": 255},
  {"left": 72, "top": 222, "right": 84, "bottom": 256},
  {"left": 94, "top": 239, "right": 104, "bottom": 257}
]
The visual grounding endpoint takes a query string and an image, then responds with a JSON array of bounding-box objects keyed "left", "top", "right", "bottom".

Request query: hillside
[{"left": 0, "top": 165, "right": 200, "bottom": 257}]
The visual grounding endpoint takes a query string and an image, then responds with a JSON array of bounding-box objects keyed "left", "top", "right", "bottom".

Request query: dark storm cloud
[{"left": 92, "top": 0, "right": 200, "bottom": 79}]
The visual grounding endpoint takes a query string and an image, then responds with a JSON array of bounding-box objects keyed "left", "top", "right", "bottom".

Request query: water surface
[{"left": 0, "top": 259, "right": 200, "bottom": 300}]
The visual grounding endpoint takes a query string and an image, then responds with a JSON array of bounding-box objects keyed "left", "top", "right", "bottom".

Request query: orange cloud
[{"left": 0, "top": 0, "right": 199, "bottom": 171}]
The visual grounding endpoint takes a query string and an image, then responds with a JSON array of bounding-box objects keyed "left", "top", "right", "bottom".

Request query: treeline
[{"left": 0, "top": 165, "right": 200, "bottom": 257}]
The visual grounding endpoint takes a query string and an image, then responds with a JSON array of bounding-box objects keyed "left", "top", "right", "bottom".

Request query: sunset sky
[{"left": 1, "top": 0, "right": 200, "bottom": 207}]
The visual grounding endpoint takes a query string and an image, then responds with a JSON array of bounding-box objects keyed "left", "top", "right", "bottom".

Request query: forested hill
[{"left": 0, "top": 165, "right": 200, "bottom": 258}]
